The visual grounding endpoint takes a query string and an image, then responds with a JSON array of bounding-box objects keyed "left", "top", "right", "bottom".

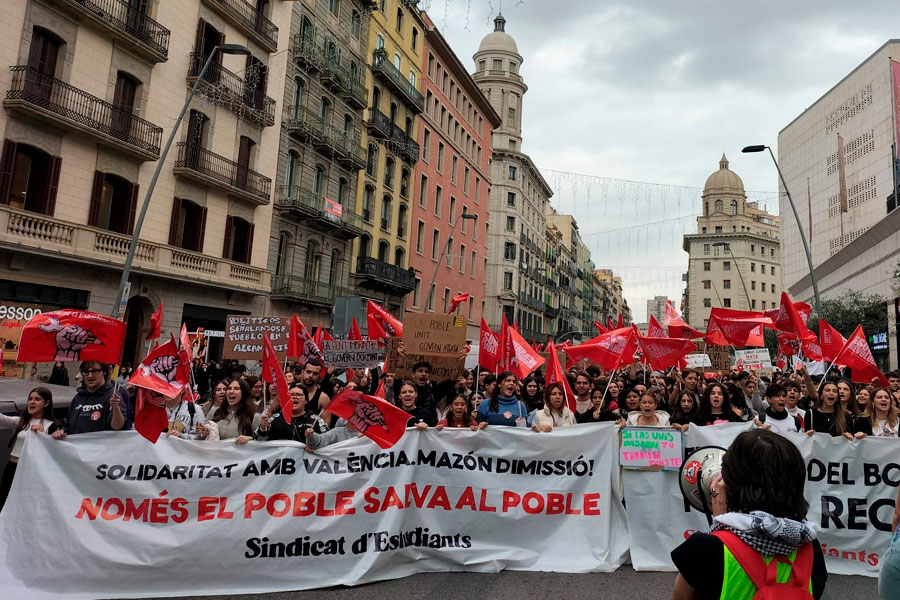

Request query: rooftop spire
[
  {"left": 494, "top": 13, "right": 506, "bottom": 32},
  {"left": 719, "top": 153, "right": 729, "bottom": 170}
]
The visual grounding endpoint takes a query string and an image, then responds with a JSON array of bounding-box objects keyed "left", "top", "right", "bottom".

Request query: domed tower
[
  {"left": 473, "top": 14, "right": 528, "bottom": 152},
  {"left": 702, "top": 154, "right": 747, "bottom": 217}
]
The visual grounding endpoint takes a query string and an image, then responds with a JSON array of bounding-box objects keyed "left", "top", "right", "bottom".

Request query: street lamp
[
  {"left": 711, "top": 242, "right": 750, "bottom": 310},
  {"left": 427, "top": 212, "right": 479, "bottom": 310},
  {"left": 112, "top": 44, "right": 252, "bottom": 319},
  {"left": 742, "top": 144, "right": 822, "bottom": 316}
]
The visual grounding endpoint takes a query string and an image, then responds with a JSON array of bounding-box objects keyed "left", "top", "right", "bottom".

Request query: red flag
[
  {"left": 497, "top": 315, "right": 545, "bottom": 378},
  {"left": 831, "top": 325, "right": 889, "bottom": 386},
  {"left": 178, "top": 324, "right": 197, "bottom": 402},
  {"left": 133, "top": 387, "right": 168, "bottom": 443},
  {"left": 545, "top": 340, "right": 576, "bottom": 413},
  {"left": 18, "top": 309, "right": 126, "bottom": 363},
  {"left": 594, "top": 320, "right": 608, "bottom": 335},
  {"left": 447, "top": 292, "right": 470, "bottom": 314},
  {"left": 323, "top": 329, "right": 334, "bottom": 342},
  {"left": 663, "top": 301, "right": 704, "bottom": 339},
  {"left": 778, "top": 332, "right": 801, "bottom": 358},
  {"left": 819, "top": 320, "right": 848, "bottom": 364},
  {"left": 772, "top": 292, "right": 815, "bottom": 342},
  {"left": 648, "top": 315, "right": 667, "bottom": 338},
  {"left": 617, "top": 314, "right": 623, "bottom": 328},
  {"left": 478, "top": 318, "right": 499, "bottom": 373},
  {"left": 367, "top": 300, "right": 402, "bottom": 347},
  {"left": 706, "top": 308, "right": 773, "bottom": 347},
  {"left": 633, "top": 325, "right": 696, "bottom": 371},
  {"left": 775, "top": 349, "right": 788, "bottom": 371},
  {"left": 512, "top": 320, "right": 520, "bottom": 333},
  {"left": 129, "top": 336, "right": 191, "bottom": 397},
  {"left": 802, "top": 337, "right": 823, "bottom": 362},
  {"left": 312, "top": 326, "right": 325, "bottom": 349},
  {"left": 262, "top": 330, "right": 292, "bottom": 423},
  {"left": 348, "top": 317, "right": 363, "bottom": 341},
  {"left": 328, "top": 389, "right": 410, "bottom": 449},
  {"left": 606, "top": 317, "right": 615, "bottom": 330},
  {"left": 563, "top": 327, "right": 637, "bottom": 371},
  {"left": 146, "top": 301, "right": 163, "bottom": 341},
  {"left": 373, "top": 378, "right": 386, "bottom": 400},
  {"left": 288, "top": 315, "right": 324, "bottom": 364}
]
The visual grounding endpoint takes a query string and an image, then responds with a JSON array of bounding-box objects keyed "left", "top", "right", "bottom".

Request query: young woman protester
[
  {"left": 695, "top": 382, "right": 743, "bottom": 426},
  {"left": 475, "top": 371, "right": 528, "bottom": 427},
  {"left": 626, "top": 393, "right": 671, "bottom": 427},
  {"left": 853, "top": 388, "right": 900, "bottom": 438},
  {"left": 671, "top": 429, "right": 827, "bottom": 599},
  {"left": 531, "top": 383, "right": 576, "bottom": 432},
  {"left": 438, "top": 395, "right": 485, "bottom": 430},
  {"left": 397, "top": 379, "right": 436, "bottom": 428},
  {"left": 196, "top": 379, "right": 260, "bottom": 444},
  {"left": 244, "top": 375, "right": 266, "bottom": 414},
  {"left": 202, "top": 380, "right": 228, "bottom": 417},
  {"left": 0, "top": 387, "right": 54, "bottom": 512},
  {"left": 805, "top": 380, "right": 852, "bottom": 437},
  {"left": 619, "top": 387, "right": 641, "bottom": 420},
  {"left": 521, "top": 377, "right": 544, "bottom": 413},
  {"left": 576, "top": 386, "right": 622, "bottom": 424},
  {"left": 855, "top": 387, "right": 871, "bottom": 417},
  {"left": 257, "top": 386, "right": 328, "bottom": 442},
  {"left": 670, "top": 391, "right": 698, "bottom": 431}
]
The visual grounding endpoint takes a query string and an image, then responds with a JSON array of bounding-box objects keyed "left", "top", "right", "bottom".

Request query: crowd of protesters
[{"left": 2, "top": 350, "right": 900, "bottom": 512}]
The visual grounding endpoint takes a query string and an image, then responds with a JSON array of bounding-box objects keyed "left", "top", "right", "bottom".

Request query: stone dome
[
  {"left": 704, "top": 154, "right": 744, "bottom": 192},
  {"left": 478, "top": 14, "right": 519, "bottom": 55}
]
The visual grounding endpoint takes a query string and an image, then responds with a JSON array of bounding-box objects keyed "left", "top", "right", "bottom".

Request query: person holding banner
[
  {"left": 163, "top": 388, "right": 206, "bottom": 440},
  {"left": 437, "top": 395, "right": 483, "bottom": 430},
  {"left": 0, "top": 387, "right": 54, "bottom": 512},
  {"left": 618, "top": 387, "right": 641, "bottom": 419},
  {"left": 397, "top": 380, "right": 437, "bottom": 428},
  {"left": 669, "top": 369, "right": 701, "bottom": 411},
  {"left": 245, "top": 376, "right": 265, "bottom": 414},
  {"left": 671, "top": 429, "right": 827, "bottom": 599},
  {"left": 670, "top": 391, "right": 698, "bottom": 430},
  {"left": 531, "top": 383, "right": 576, "bottom": 431},
  {"left": 196, "top": 379, "right": 260, "bottom": 444},
  {"left": 805, "top": 381, "right": 851, "bottom": 438},
  {"left": 625, "top": 393, "right": 670, "bottom": 427},
  {"left": 201, "top": 380, "right": 228, "bottom": 417},
  {"left": 573, "top": 373, "right": 593, "bottom": 415},
  {"left": 695, "top": 383, "right": 742, "bottom": 426},
  {"left": 257, "top": 386, "right": 328, "bottom": 442},
  {"left": 754, "top": 383, "right": 802, "bottom": 434},
  {"left": 51, "top": 362, "right": 129, "bottom": 438},
  {"left": 521, "top": 377, "right": 543, "bottom": 413},
  {"left": 575, "top": 386, "right": 621, "bottom": 424},
  {"left": 853, "top": 389, "right": 900, "bottom": 438},
  {"left": 475, "top": 372, "right": 528, "bottom": 427},
  {"left": 855, "top": 388, "right": 872, "bottom": 417}
]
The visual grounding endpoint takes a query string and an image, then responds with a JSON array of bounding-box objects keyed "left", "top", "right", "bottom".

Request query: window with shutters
[
  {"left": 168, "top": 197, "right": 206, "bottom": 253},
  {"left": 0, "top": 141, "right": 61, "bottom": 216},
  {"left": 223, "top": 215, "right": 253, "bottom": 264},
  {"left": 111, "top": 72, "right": 139, "bottom": 141},
  {"left": 89, "top": 171, "right": 137, "bottom": 235},
  {"left": 26, "top": 28, "right": 61, "bottom": 103}
]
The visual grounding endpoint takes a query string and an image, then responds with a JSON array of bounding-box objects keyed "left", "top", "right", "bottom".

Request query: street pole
[
  {"left": 111, "top": 45, "right": 249, "bottom": 319},
  {"left": 716, "top": 243, "right": 750, "bottom": 310}
]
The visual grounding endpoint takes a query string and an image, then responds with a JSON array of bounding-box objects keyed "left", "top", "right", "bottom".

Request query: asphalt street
[{"left": 164, "top": 568, "right": 879, "bottom": 600}]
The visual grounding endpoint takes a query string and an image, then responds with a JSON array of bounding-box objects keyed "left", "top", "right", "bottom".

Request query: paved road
[{"left": 167, "top": 568, "right": 878, "bottom": 600}]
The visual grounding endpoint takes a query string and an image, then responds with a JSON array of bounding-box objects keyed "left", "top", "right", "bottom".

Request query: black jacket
[{"left": 257, "top": 411, "right": 328, "bottom": 442}]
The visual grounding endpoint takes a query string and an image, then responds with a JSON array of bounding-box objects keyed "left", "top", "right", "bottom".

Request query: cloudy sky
[{"left": 424, "top": 0, "right": 900, "bottom": 322}]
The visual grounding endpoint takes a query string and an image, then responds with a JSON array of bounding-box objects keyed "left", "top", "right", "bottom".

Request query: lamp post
[
  {"left": 427, "top": 212, "right": 478, "bottom": 311},
  {"left": 742, "top": 144, "right": 822, "bottom": 317},
  {"left": 711, "top": 241, "right": 750, "bottom": 310},
  {"left": 111, "top": 44, "right": 252, "bottom": 319}
]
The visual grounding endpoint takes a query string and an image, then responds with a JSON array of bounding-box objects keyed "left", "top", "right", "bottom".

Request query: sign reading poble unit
[
  {"left": 619, "top": 427, "right": 683, "bottom": 470},
  {"left": 322, "top": 340, "right": 383, "bottom": 369},
  {"left": 733, "top": 348, "right": 772, "bottom": 371},
  {"left": 401, "top": 313, "right": 467, "bottom": 355},
  {"left": 224, "top": 316, "right": 291, "bottom": 360}
]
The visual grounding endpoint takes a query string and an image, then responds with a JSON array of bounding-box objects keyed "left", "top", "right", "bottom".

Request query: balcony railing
[
  {"left": 476, "top": 69, "right": 524, "bottom": 83},
  {"left": 0, "top": 206, "right": 269, "bottom": 293},
  {"left": 325, "top": 125, "right": 367, "bottom": 168},
  {"left": 4, "top": 66, "right": 162, "bottom": 160},
  {"left": 200, "top": 0, "right": 278, "bottom": 53},
  {"left": 343, "top": 76, "right": 367, "bottom": 109},
  {"left": 367, "top": 108, "right": 419, "bottom": 163},
  {"left": 285, "top": 106, "right": 326, "bottom": 141},
  {"left": 355, "top": 256, "right": 415, "bottom": 292},
  {"left": 187, "top": 53, "right": 275, "bottom": 127},
  {"left": 174, "top": 143, "right": 271, "bottom": 204},
  {"left": 271, "top": 275, "right": 346, "bottom": 306},
  {"left": 371, "top": 49, "right": 424, "bottom": 113},
  {"left": 292, "top": 30, "right": 322, "bottom": 71},
  {"left": 278, "top": 186, "right": 363, "bottom": 238},
  {"left": 52, "top": 0, "right": 170, "bottom": 61}
]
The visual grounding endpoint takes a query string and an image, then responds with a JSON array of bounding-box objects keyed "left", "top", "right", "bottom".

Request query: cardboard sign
[
  {"left": 401, "top": 313, "right": 467, "bottom": 355},
  {"left": 539, "top": 351, "right": 567, "bottom": 370},
  {"left": 384, "top": 337, "right": 465, "bottom": 383},
  {"left": 619, "top": 427, "right": 683, "bottom": 470},
  {"left": 683, "top": 353, "right": 712, "bottom": 369},
  {"left": 733, "top": 348, "right": 772, "bottom": 371},
  {"left": 223, "top": 316, "right": 291, "bottom": 360},
  {"left": 322, "top": 340, "right": 383, "bottom": 369}
]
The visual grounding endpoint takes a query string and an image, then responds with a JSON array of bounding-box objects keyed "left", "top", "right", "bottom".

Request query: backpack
[{"left": 712, "top": 530, "right": 814, "bottom": 600}]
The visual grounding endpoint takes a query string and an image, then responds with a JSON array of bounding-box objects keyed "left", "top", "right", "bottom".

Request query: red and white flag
[
  {"left": 545, "top": 340, "right": 576, "bottom": 413},
  {"left": 479, "top": 318, "right": 499, "bottom": 373},
  {"left": 328, "top": 389, "right": 411, "bottom": 449},
  {"left": 146, "top": 301, "right": 163, "bottom": 341},
  {"left": 287, "top": 315, "right": 324, "bottom": 364},
  {"left": 663, "top": 301, "right": 704, "bottom": 339},
  {"left": 705, "top": 308, "right": 773, "bottom": 347},
  {"left": 767, "top": 293, "right": 815, "bottom": 342},
  {"left": 594, "top": 320, "right": 608, "bottom": 335},
  {"left": 178, "top": 324, "right": 197, "bottom": 401},
  {"left": 802, "top": 337, "right": 823, "bottom": 362},
  {"left": 633, "top": 325, "right": 696, "bottom": 371},
  {"left": 18, "top": 309, "right": 126, "bottom": 364},
  {"left": 564, "top": 327, "right": 637, "bottom": 371},
  {"left": 647, "top": 315, "right": 668, "bottom": 338},
  {"left": 367, "top": 300, "right": 402, "bottom": 347},
  {"left": 262, "top": 330, "right": 292, "bottom": 422},
  {"left": 133, "top": 387, "right": 168, "bottom": 443},
  {"left": 373, "top": 378, "right": 386, "bottom": 400},
  {"left": 447, "top": 292, "right": 470, "bottom": 314},
  {"left": 819, "top": 320, "right": 848, "bottom": 364},
  {"left": 129, "top": 336, "right": 191, "bottom": 398},
  {"left": 617, "top": 314, "right": 624, "bottom": 329},
  {"left": 348, "top": 317, "right": 363, "bottom": 341},
  {"left": 496, "top": 314, "right": 545, "bottom": 378},
  {"left": 830, "top": 325, "right": 889, "bottom": 386}
]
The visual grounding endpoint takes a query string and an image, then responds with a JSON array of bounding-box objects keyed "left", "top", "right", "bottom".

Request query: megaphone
[{"left": 679, "top": 446, "right": 726, "bottom": 523}]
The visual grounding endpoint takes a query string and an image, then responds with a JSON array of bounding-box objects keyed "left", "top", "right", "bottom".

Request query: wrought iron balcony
[
  {"left": 292, "top": 30, "right": 322, "bottom": 72},
  {"left": 342, "top": 76, "right": 367, "bottom": 109},
  {"left": 174, "top": 143, "right": 271, "bottom": 204},
  {"left": 277, "top": 186, "right": 363, "bottom": 238},
  {"left": 4, "top": 66, "right": 162, "bottom": 160},
  {"left": 285, "top": 106, "right": 326, "bottom": 142},
  {"left": 371, "top": 49, "right": 424, "bottom": 113},
  {"left": 186, "top": 53, "right": 275, "bottom": 127},
  {"left": 320, "top": 52, "right": 349, "bottom": 94},
  {"left": 49, "top": 0, "right": 170, "bottom": 62},
  {"left": 355, "top": 256, "right": 415, "bottom": 293},
  {"left": 271, "top": 275, "right": 347, "bottom": 307},
  {"left": 367, "top": 108, "right": 419, "bottom": 163},
  {"left": 200, "top": 0, "right": 278, "bottom": 53},
  {"left": 325, "top": 125, "right": 367, "bottom": 169},
  {"left": 544, "top": 303, "right": 560, "bottom": 318}
]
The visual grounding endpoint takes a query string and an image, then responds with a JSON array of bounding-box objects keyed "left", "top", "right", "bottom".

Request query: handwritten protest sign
[
  {"left": 223, "top": 316, "right": 291, "bottom": 360},
  {"left": 683, "top": 353, "right": 712, "bottom": 369},
  {"left": 619, "top": 427, "right": 683, "bottom": 470},
  {"left": 539, "top": 351, "right": 567, "bottom": 368},
  {"left": 401, "top": 314, "right": 467, "bottom": 355},
  {"left": 734, "top": 348, "right": 772, "bottom": 371},
  {"left": 323, "top": 340, "right": 383, "bottom": 369},
  {"left": 385, "top": 337, "right": 464, "bottom": 382}
]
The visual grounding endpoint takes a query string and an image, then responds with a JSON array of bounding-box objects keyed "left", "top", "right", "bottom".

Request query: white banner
[
  {"left": 683, "top": 353, "right": 712, "bottom": 369},
  {"left": 0, "top": 425, "right": 628, "bottom": 599},
  {"left": 626, "top": 422, "right": 897, "bottom": 576},
  {"left": 733, "top": 348, "right": 772, "bottom": 370},
  {"left": 322, "top": 340, "right": 384, "bottom": 369}
]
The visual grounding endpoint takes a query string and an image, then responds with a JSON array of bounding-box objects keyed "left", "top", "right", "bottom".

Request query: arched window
[
  {"left": 384, "top": 157, "right": 395, "bottom": 189},
  {"left": 714, "top": 199, "right": 723, "bottom": 213},
  {"left": 338, "top": 177, "right": 348, "bottom": 205},
  {"left": 394, "top": 247, "right": 405, "bottom": 268},
  {"left": 291, "top": 77, "right": 304, "bottom": 119},
  {"left": 408, "top": 71, "right": 415, "bottom": 87},
  {"left": 170, "top": 198, "right": 205, "bottom": 252},
  {"left": 349, "top": 61, "right": 359, "bottom": 84},
  {"left": 329, "top": 249, "right": 342, "bottom": 286},
  {"left": 389, "top": 102, "right": 398, "bottom": 125},
  {"left": 305, "top": 240, "right": 321, "bottom": 281},
  {"left": 704, "top": 201, "right": 709, "bottom": 216},
  {"left": 393, "top": 53, "right": 401, "bottom": 71},
  {"left": 405, "top": 116, "right": 412, "bottom": 135},
  {"left": 300, "top": 17, "right": 314, "bottom": 41},
  {"left": 366, "top": 143, "right": 377, "bottom": 176},
  {"left": 400, "top": 168, "right": 410, "bottom": 198},
  {"left": 320, "top": 97, "right": 331, "bottom": 123},
  {"left": 314, "top": 166, "right": 326, "bottom": 195},
  {"left": 286, "top": 151, "right": 300, "bottom": 195},
  {"left": 376, "top": 34, "right": 384, "bottom": 49},
  {"left": 377, "top": 240, "right": 390, "bottom": 262},
  {"left": 275, "top": 232, "right": 290, "bottom": 277},
  {"left": 362, "top": 184, "right": 374, "bottom": 221},
  {"left": 372, "top": 86, "right": 381, "bottom": 111},
  {"left": 358, "top": 233, "right": 371, "bottom": 259},
  {"left": 351, "top": 11, "right": 361, "bottom": 39},
  {"left": 27, "top": 28, "right": 62, "bottom": 103},
  {"left": 397, "top": 204, "right": 407, "bottom": 238},
  {"left": 380, "top": 194, "right": 392, "bottom": 230},
  {"left": 94, "top": 173, "right": 135, "bottom": 234},
  {"left": 412, "top": 27, "right": 419, "bottom": 51},
  {"left": 343, "top": 114, "right": 353, "bottom": 136},
  {"left": 395, "top": 8, "right": 403, "bottom": 32},
  {"left": 730, "top": 199, "right": 738, "bottom": 216}
]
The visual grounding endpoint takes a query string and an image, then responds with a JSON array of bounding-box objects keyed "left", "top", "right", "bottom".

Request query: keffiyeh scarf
[{"left": 711, "top": 510, "right": 818, "bottom": 556}]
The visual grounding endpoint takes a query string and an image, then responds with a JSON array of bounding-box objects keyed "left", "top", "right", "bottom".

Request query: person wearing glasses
[
  {"left": 50, "top": 361, "right": 129, "bottom": 438},
  {"left": 256, "top": 385, "right": 328, "bottom": 442}
]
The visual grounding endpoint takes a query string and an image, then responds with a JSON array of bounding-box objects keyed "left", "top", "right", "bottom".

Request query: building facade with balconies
[
  {"left": 404, "top": 12, "right": 500, "bottom": 341},
  {"left": 474, "top": 14, "right": 554, "bottom": 344},
  {"left": 266, "top": 0, "right": 372, "bottom": 329},
  {"left": 0, "top": 0, "right": 290, "bottom": 366},
  {"left": 349, "top": 0, "right": 425, "bottom": 317}
]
